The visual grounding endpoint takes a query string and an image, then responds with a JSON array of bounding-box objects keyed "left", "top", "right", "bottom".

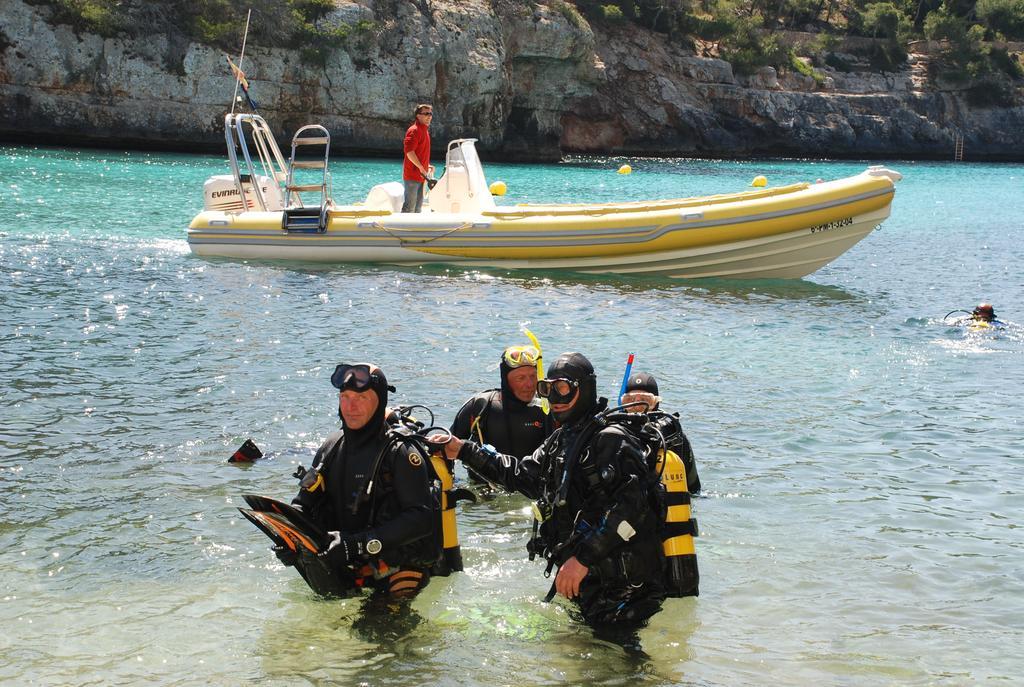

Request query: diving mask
[
  {"left": 536, "top": 377, "right": 579, "bottom": 404},
  {"left": 331, "top": 363, "right": 395, "bottom": 393},
  {"left": 621, "top": 391, "right": 659, "bottom": 412},
  {"left": 503, "top": 345, "right": 540, "bottom": 368}
]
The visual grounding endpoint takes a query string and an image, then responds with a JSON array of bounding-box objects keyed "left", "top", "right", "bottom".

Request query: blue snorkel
[{"left": 617, "top": 352, "right": 635, "bottom": 405}]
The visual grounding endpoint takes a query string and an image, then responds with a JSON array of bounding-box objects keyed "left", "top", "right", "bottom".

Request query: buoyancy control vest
[
  {"left": 384, "top": 425, "right": 468, "bottom": 576},
  {"left": 529, "top": 406, "right": 700, "bottom": 598},
  {"left": 293, "top": 424, "right": 467, "bottom": 577},
  {"left": 526, "top": 409, "right": 663, "bottom": 582}
]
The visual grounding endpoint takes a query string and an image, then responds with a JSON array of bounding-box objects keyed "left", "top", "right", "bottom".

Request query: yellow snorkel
[{"left": 520, "top": 324, "right": 549, "bottom": 415}]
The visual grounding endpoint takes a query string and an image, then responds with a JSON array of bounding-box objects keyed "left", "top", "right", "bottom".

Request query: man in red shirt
[{"left": 402, "top": 104, "right": 435, "bottom": 213}]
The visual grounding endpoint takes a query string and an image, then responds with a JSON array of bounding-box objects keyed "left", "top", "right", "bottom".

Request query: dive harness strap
[
  {"left": 542, "top": 552, "right": 563, "bottom": 602},
  {"left": 294, "top": 433, "right": 344, "bottom": 495},
  {"left": 529, "top": 518, "right": 541, "bottom": 562},
  {"left": 539, "top": 520, "right": 589, "bottom": 603},
  {"left": 352, "top": 428, "right": 438, "bottom": 514},
  {"left": 554, "top": 413, "right": 606, "bottom": 506},
  {"left": 664, "top": 491, "right": 692, "bottom": 506},
  {"left": 467, "top": 390, "right": 497, "bottom": 444},
  {"left": 528, "top": 432, "right": 564, "bottom": 562},
  {"left": 662, "top": 479, "right": 697, "bottom": 537},
  {"left": 351, "top": 436, "right": 398, "bottom": 514},
  {"left": 467, "top": 392, "right": 505, "bottom": 493},
  {"left": 663, "top": 519, "right": 699, "bottom": 538}
]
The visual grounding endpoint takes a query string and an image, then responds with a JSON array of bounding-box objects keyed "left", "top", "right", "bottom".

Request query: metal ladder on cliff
[
  {"left": 954, "top": 135, "right": 965, "bottom": 162},
  {"left": 283, "top": 125, "right": 332, "bottom": 233}
]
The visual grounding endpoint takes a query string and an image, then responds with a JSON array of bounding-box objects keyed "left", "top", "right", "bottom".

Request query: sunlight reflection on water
[{"left": 1, "top": 147, "right": 1023, "bottom": 684}]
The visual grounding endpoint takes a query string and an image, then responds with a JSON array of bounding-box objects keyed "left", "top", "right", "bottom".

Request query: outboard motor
[
  {"left": 203, "top": 174, "right": 284, "bottom": 212},
  {"left": 363, "top": 181, "right": 406, "bottom": 213}
]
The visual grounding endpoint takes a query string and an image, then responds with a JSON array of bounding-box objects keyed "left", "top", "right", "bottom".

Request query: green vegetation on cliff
[
  {"left": 570, "top": 0, "right": 1024, "bottom": 84},
  {"left": 27, "top": 0, "right": 376, "bottom": 64},
  {"left": 29, "top": 0, "right": 1024, "bottom": 85}
]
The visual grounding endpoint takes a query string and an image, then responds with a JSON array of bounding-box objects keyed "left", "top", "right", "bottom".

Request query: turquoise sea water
[{"left": 1, "top": 144, "right": 1023, "bottom": 685}]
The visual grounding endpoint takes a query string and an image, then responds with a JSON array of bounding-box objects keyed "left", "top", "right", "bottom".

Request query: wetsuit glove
[
  {"left": 272, "top": 545, "right": 298, "bottom": 567},
  {"left": 318, "top": 531, "right": 365, "bottom": 570}
]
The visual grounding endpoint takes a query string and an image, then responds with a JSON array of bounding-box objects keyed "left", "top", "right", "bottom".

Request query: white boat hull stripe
[{"left": 189, "top": 187, "right": 893, "bottom": 251}]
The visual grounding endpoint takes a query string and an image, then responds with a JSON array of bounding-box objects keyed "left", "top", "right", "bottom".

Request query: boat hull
[{"left": 188, "top": 170, "right": 897, "bottom": 279}]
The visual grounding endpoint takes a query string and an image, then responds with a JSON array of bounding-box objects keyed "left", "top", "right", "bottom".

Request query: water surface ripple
[{"left": 1, "top": 146, "right": 1022, "bottom": 685}]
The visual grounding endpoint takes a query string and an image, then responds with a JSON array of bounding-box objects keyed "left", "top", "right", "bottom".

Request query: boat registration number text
[{"left": 810, "top": 217, "right": 853, "bottom": 233}]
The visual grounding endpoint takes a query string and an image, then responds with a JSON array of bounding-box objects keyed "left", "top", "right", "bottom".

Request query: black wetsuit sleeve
[
  {"left": 573, "top": 428, "right": 657, "bottom": 568},
  {"left": 363, "top": 444, "right": 434, "bottom": 551},
  {"left": 459, "top": 440, "right": 545, "bottom": 500}
]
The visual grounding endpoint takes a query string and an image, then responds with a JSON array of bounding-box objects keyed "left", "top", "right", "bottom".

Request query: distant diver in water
[
  {"left": 944, "top": 303, "right": 1006, "bottom": 329},
  {"left": 972, "top": 303, "right": 996, "bottom": 323}
]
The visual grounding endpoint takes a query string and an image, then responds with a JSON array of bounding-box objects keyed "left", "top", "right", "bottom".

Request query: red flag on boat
[{"left": 225, "top": 55, "right": 259, "bottom": 111}]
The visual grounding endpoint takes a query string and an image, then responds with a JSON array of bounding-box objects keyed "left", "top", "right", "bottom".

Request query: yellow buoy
[
  {"left": 617, "top": 164, "right": 632, "bottom": 175},
  {"left": 751, "top": 175, "right": 768, "bottom": 187},
  {"left": 489, "top": 180, "right": 507, "bottom": 196}
]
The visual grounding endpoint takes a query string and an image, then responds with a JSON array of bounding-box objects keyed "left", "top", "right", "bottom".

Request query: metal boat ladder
[{"left": 283, "top": 125, "right": 332, "bottom": 233}]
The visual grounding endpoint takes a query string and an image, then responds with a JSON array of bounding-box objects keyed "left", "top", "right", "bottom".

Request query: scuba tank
[
  {"left": 655, "top": 448, "right": 699, "bottom": 597},
  {"left": 388, "top": 406, "right": 472, "bottom": 577},
  {"left": 428, "top": 450, "right": 464, "bottom": 575}
]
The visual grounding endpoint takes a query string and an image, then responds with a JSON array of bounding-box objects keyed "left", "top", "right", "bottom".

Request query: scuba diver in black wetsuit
[
  {"left": 945, "top": 302, "right": 1007, "bottom": 329},
  {"left": 437, "top": 352, "right": 668, "bottom": 628},
  {"left": 622, "top": 371, "right": 702, "bottom": 494},
  {"left": 450, "top": 345, "right": 553, "bottom": 485},
  {"left": 278, "top": 363, "right": 442, "bottom": 598}
]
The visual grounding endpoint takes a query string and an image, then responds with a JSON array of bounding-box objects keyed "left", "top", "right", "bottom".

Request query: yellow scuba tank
[
  {"left": 429, "top": 452, "right": 464, "bottom": 574},
  {"left": 655, "top": 448, "right": 699, "bottom": 597}
]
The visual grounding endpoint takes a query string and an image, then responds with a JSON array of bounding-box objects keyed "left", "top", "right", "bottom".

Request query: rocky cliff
[{"left": 2, "top": 0, "right": 1022, "bottom": 161}]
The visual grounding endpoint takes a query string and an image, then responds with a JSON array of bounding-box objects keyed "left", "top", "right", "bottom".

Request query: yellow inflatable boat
[{"left": 188, "top": 114, "right": 901, "bottom": 279}]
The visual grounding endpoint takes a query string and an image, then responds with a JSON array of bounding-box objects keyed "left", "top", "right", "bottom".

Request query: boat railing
[{"left": 224, "top": 113, "right": 289, "bottom": 212}]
